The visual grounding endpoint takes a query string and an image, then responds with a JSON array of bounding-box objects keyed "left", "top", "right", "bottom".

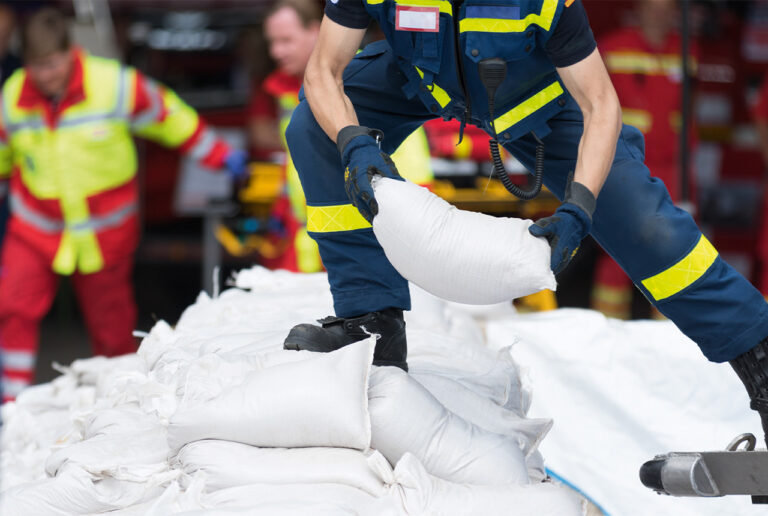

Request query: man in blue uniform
[{"left": 283, "top": 0, "right": 768, "bottom": 440}]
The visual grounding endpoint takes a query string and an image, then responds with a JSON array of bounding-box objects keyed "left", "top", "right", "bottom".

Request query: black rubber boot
[
  {"left": 283, "top": 308, "right": 408, "bottom": 371},
  {"left": 730, "top": 337, "right": 768, "bottom": 447}
]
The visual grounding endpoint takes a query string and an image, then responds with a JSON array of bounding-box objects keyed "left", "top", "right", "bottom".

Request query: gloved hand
[
  {"left": 338, "top": 125, "right": 403, "bottom": 223},
  {"left": 224, "top": 149, "right": 249, "bottom": 180},
  {"left": 529, "top": 179, "right": 596, "bottom": 275}
]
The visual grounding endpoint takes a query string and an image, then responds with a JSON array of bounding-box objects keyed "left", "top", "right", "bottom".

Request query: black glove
[
  {"left": 338, "top": 126, "right": 403, "bottom": 223},
  {"left": 529, "top": 178, "right": 596, "bottom": 275}
]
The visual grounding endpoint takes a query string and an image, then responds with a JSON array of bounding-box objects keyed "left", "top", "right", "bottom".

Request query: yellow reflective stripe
[
  {"left": 641, "top": 235, "right": 718, "bottom": 301},
  {"left": 306, "top": 204, "right": 372, "bottom": 233},
  {"left": 415, "top": 67, "right": 451, "bottom": 108},
  {"left": 494, "top": 81, "right": 563, "bottom": 134},
  {"left": 366, "top": 0, "right": 452, "bottom": 15},
  {"left": 622, "top": 108, "right": 652, "bottom": 133},
  {"left": 605, "top": 52, "right": 696, "bottom": 76},
  {"left": 459, "top": 0, "right": 557, "bottom": 33},
  {"left": 397, "top": 0, "right": 452, "bottom": 15}
]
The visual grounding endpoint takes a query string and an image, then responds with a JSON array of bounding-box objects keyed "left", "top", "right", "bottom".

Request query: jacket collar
[{"left": 18, "top": 48, "right": 86, "bottom": 124}]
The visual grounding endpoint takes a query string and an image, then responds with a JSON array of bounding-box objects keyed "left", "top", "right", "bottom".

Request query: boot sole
[{"left": 283, "top": 326, "right": 333, "bottom": 352}]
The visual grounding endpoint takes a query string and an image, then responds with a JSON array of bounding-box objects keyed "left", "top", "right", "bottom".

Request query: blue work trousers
[{"left": 286, "top": 41, "right": 768, "bottom": 362}]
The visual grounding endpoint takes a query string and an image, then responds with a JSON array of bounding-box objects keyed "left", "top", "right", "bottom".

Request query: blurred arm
[{"left": 128, "top": 68, "right": 231, "bottom": 169}]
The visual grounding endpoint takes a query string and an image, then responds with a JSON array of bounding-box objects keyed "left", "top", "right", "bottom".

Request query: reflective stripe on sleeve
[
  {"left": 306, "top": 204, "right": 372, "bottom": 233},
  {"left": 493, "top": 81, "right": 564, "bottom": 134},
  {"left": 641, "top": 235, "right": 719, "bottom": 301},
  {"left": 131, "top": 78, "right": 164, "bottom": 129},
  {"left": 459, "top": 0, "right": 557, "bottom": 33},
  {"left": 187, "top": 129, "right": 217, "bottom": 161}
]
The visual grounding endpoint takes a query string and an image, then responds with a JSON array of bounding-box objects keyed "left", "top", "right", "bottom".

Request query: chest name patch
[{"left": 395, "top": 5, "right": 440, "bottom": 32}]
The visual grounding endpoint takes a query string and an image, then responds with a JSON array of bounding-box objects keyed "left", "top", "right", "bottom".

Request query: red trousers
[{"left": 0, "top": 231, "right": 137, "bottom": 401}]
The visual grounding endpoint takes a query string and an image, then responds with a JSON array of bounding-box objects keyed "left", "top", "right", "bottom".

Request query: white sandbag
[
  {"left": 378, "top": 452, "right": 585, "bottom": 516},
  {"left": 168, "top": 338, "right": 375, "bottom": 452},
  {"left": 179, "top": 354, "right": 264, "bottom": 405},
  {"left": 372, "top": 177, "right": 556, "bottom": 304},
  {"left": 200, "top": 483, "right": 404, "bottom": 516},
  {"left": 368, "top": 367, "right": 529, "bottom": 485},
  {"left": 88, "top": 477, "right": 206, "bottom": 516},
  {"left": 176, "top": 440, "right": 386, "bottom": 496},
  {"left": 408, "top": 344, "right": 529, "bottom": 416},
  {"left": 45, "top": 407, "right": 172, "bottom": 482},
  {"left": 411, "top": 371, "right": 552, "bottom": 458},
  {"left": 0, "top": 465, "right": 166, "bottom": 516}
]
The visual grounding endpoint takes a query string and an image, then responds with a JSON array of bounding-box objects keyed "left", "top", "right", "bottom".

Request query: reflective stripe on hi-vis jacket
[
  {"left": 604, "top": 51, "right": 696, "bottom": 77},
  {"left": 10, "top": 193, "right": 137, "bottom": 234},
  {"left": 621, "top": 108, "right": 652, "bottom": 133}
]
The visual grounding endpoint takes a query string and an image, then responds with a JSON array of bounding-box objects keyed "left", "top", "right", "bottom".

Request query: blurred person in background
[
  {"left": 592, "top": 0, "right": 697, "bottom": 319},
  {"left": 249, "top": 0, "right": 432, "bottom": 273},
  {"left": 0, "top": 8, "right": 247, "bottom": 402},
  {"left": 249, "top": 0, "right": 324, "bottom": 273}
]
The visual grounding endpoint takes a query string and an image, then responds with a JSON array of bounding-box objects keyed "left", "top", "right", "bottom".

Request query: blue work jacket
[{"left": 363, "top": 0, "right": 569, "bottom": 141}]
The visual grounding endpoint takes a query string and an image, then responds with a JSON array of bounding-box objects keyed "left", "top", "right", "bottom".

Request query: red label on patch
[{"left": 395, "top": 5, "right": 440, "bottom": 33}]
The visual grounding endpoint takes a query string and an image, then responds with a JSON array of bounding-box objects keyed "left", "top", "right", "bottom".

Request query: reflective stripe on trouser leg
[
  {"left": 1, "top": 350, "right": 35, "bottom": 401},
  {"left": 503, "top": 102, "right": 768, "bottom": 362},
  {"left": 2, "top": 376, "right": 30, "bottom": 401},
  {"left": 285, "top": 43, "right": 435, "bottom": 318},
  {"left": 0, "top": 232, "right": 60, "bottom": 400}
]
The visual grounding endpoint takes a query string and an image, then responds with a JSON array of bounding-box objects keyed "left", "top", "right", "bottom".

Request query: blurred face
[
  {"left": 639, "top": 0, "right": 676, "bottom": 45},
  {"left": 264, "top": 7, "right": 319, "bottom": 77},
  {"left": 0, "top": 8, "right": 15, "bottom": 57},
  {"left": 26, "top": 49, "right": 73, "bottom": 98}
]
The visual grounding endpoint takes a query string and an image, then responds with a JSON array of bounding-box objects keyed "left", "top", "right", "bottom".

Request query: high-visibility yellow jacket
[{"left": 0, "top": 50, "right": 230, "bottom": 275}]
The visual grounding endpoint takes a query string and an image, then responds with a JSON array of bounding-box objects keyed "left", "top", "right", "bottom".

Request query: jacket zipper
[{"left": 452, "top": 0, "right": 471, "bottom": 121}]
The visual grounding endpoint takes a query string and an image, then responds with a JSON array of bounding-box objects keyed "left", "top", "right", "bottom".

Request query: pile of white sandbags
[{"left": 0, "top": 267, "right": 583, "bottom": 515}]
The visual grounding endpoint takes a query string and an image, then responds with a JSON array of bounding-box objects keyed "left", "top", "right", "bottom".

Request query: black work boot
[
  {"left": 730, "top": 338, "right": 768, "bottom": 447},
  {"left": 283, "top": 308, "right": 408, "bottom": 371}
]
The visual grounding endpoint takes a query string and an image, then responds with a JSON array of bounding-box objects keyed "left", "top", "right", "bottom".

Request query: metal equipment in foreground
[{"left": 640, "top": 433, "right": 768, "bottom": 504}]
